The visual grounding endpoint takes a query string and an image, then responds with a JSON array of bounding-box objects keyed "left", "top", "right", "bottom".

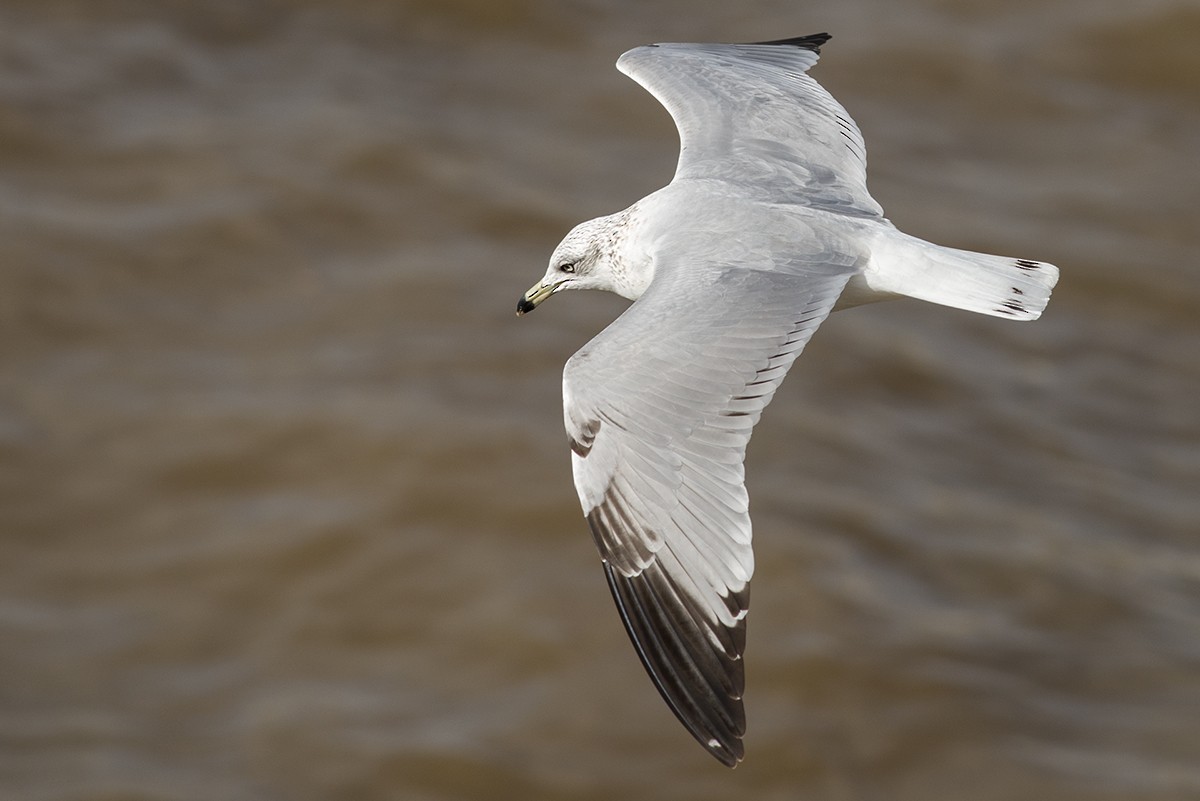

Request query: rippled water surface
[{"left": 2, "top": 2, "right": 1198, "bottom": 799}]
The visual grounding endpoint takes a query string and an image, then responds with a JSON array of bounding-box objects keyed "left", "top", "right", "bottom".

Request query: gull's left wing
[{"left": 562, "top": 254, "right": 854, "bottom": 765}]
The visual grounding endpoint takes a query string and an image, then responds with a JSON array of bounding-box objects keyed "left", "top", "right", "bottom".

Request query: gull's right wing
[{"left": 617, "top": 34, "right": 883, "bottom": 218}]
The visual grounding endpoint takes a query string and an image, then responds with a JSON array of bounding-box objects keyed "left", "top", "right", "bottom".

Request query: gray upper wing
[
  {"left": 563, "top": 256, "right": 853, "bottom": 765},
  {"left": 616, "top": 35, "right": 883, "bottom": 218}
]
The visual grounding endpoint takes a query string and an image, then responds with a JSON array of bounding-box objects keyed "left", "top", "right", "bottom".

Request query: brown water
[{"left": 2, "top": 2, "right": 1199, "bottom": 799}]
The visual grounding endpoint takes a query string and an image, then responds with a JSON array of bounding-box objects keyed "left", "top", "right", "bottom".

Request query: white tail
[{"left": 863, "top": 229, "right": 1059, "bottom": 320}]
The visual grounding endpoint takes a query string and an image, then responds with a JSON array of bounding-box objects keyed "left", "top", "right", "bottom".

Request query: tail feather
[{"left": 865, "top": 230, "right": 1059, "bottom": 320}]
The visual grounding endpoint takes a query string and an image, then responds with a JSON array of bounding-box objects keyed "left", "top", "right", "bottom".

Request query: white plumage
[{"left": 517, "top": 33, "right": 1058, "bottom": 766}]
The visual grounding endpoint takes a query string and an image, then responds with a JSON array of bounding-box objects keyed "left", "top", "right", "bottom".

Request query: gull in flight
[{"left": 516, "top": 33, "right": 1058, "bottom": 766}]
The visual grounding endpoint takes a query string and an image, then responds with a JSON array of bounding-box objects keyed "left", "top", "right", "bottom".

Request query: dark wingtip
[
  {"left": 751, "top": 32, "right": 831, "bottom": 52},
  {"left": 598, "top": 560, "right": 747, "bottom": 768}
]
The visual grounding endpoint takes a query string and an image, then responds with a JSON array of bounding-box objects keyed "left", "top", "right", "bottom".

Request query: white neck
[{"left": 599, "top": 205, "right": 654, "bottom": 300}]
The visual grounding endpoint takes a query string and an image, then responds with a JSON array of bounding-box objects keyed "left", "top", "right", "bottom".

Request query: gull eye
[{"left": 560, "top": 262, "right": 576, "bottom": 273}]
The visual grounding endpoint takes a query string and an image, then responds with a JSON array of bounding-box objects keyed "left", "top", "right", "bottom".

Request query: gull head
[{"left": 516, "top": 210, "right": 641, "bottom": 315}]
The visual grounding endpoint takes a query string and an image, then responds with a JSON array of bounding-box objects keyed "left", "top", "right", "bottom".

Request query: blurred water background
[{"left": 2, "top": 1, "right": 1198, "bottom": 799}]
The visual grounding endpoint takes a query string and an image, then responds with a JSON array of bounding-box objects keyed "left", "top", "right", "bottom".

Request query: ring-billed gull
[{"left": 516, "top": 33, "right": 1058, "bottom": 767}]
